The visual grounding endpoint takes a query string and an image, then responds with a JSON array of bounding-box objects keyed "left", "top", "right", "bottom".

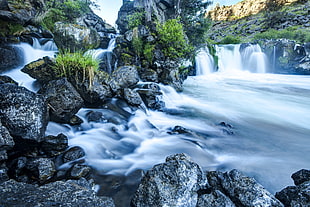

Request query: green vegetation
[
  {"left": 0, "top": 20, "right": 24, "bottom": 37},
  {"left": 143, "top": 43, "right": 155, "bottom": 63},
  {"left": 156, "top": 19, "right": 193, "bottom": 59},
  {"left": 54, "top": 51, "right": 99, "bottom": 87},
  {"left": 253, "top": 27, "right": 310, "bottom": 43},
  {"left": 128, "top": 11, "right": 145, "bottom": 29},
  {"left": 218, "top": 35, "right": 241, "bottom": 44},
  {"left": 42, "top": 0, "right": 93, "bottom": 31}
]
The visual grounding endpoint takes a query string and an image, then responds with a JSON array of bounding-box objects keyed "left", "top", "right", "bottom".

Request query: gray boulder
[
  {"left": 131, "top": 153, "right": 206, "bottom": 207},
  {"left": 109, "top": 66, "right": 139, "bottom": 93},
  {"left": 41, "top": 133, "right": 68, "bottom": 157},
  {"left": 276, "top": 169, "right": 310, "bottom": 207},
  {"left": 123, "top": 88, "right": 143, "bottom": 106},
  {"left": 26, "top": 158, "right": 56, "bottom": 184},
  {"left": 39, "top": 78, "right": 84, "bottom": 123},
  {"left": 0, "top": 84, "right": 48, "bottom": 142},
  {"left": 53, "top": 22, "right": 100, "bottom": 52},
  {"left": 21, "top": 56, "right": 57, "bottom": 83},
  {"left": 0, "top": 120, "right": 14, "bottom": 151},
  {"left": 197, "top": 190, "right": 236, "bottom": 207},
  {"left": 0, "top": 179, "right": 115, "bottom": 207},
  {"left": 136, "top": 83, "right": 165, "bottom": 110},
  {"left": 219, "top": 169, "right": 284, "bottom": 207},
  {"left": 0, "top": 45, "right": 22, "bottom": 72}
]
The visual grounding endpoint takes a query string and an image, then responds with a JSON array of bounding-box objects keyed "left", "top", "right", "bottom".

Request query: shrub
[
  {"left": 218, "top": 35, "right": 241, "bottom": 44},
  {"left": 128, "top": 11, "right": 145, "bottom": 29},
  {"left": 156, "top": 19, "right": 193, "bottom": 59},
  {"left": 143, "top": 43, "right": 155, "bottom": 63},
  {"left": 54, "top": 51, "right": 99, "bottom": 88}
]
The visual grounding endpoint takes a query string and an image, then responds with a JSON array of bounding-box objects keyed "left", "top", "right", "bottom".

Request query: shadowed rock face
[{"left": 0, "top": 83, "right": 48, "bottom": 142}]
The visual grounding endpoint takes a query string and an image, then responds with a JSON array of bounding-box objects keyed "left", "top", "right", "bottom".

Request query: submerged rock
[
  {"left": 39, "top": 78, "right": 84, "bottom": 123},
  {"left": 0, "top": 179, "right": 115, "bottom": 206},
  {"left": 0, "top": 84, "right": 48, "bottom": 142}
]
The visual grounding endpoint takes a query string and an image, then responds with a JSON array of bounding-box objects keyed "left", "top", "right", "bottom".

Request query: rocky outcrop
[
  {"left": 0, "top": 83, "right": 48, "bottom": 142},
  {"left": 208, "top": 0, "right": 299, "bottom": 21},
  {"left": 53, "top": 22, "right": 100, "bottom": 52},
  {"left": 276, "top": 169, "right": 310, "bottom": 207},
  {"left": 259, "top": 39, "right": 310, "bottom": 74},
  {"left": 39, "top": 78, "right": 84, "bottom": 123},
  {"left": 109, "top": 66, "right": 140, "bottom": 93},
  {"left": 132, "top": 153, "right": 284, "bottom": 207},
  {"left": 0, "top": 179, "right": 115, "bottom": 207},
  {"left": 0, "top": 45, "right": 23, "bottom": 72}
]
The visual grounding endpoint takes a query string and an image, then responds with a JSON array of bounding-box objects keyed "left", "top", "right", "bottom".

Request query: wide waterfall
[{"left": 195, "top": 47, "right": 215, "bottom": 75}]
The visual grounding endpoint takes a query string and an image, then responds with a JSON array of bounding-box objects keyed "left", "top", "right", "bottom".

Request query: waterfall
[
  {"left": 85, "top": 37, "right": 117, "bottom": 74},
  {"left": 2, "top": 38, "right": 57, "bottom": 91},
  {"left": 195, "top": 47, "right": 215, "bottom": 75},
  {"left": 196, "top": 44, "right": 269, "bottom": 75}
]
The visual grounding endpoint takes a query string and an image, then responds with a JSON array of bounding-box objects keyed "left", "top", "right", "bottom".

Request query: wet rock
[
  {"left": 291, "top": 169, "right": 310, "bottom": 185},
  {"left": 276, "top": 169, "right": 310, "bottom": 207},
  {"left": 197, "top": 190, "right": 236, "bottom": 207},
  {"left": 87, "top": 111, "right": 106, "bottom": 122},
  {"left": 7, "top": 156, "right": 27, "bottom": 181},
  {"left": 54, "top": 22, "right": 100, "bottom": 52},
  {"left": 69, "top": 115, "right": 84, "bottom": 125},
  {"left": 0, "top": 120, "right": 14, "bottom": 151},
  {"left": 123, "top": 88, "right": 143, "bottom": 106},
  {"left": 131, "top": 153, "right": 206, "bottom": 207},
  {"left": 136, "top": 83, "right": 165, "bottom": 110},
  {"left": 21, "top": 56, "right": 57, "bottom": 83},
  {"left": 0, "top": 84, "right": 48, "bottom": 142},
  {"left": 41, "top": 134, "right": 68, "bottom": 157},
  {"left": 139, "top": 68, "right": 159, "bottom": 82},
  {"left": 0, "top": 75, "right": 18, "bottom": 85},
  {"left": 109, "top": 66, "right": 139, "bottom": 93},
  {"left": 0, "top": 165, "right": 9, "bottom": 183},
  {"left": 26, "top": 158, "right": 56, "bottom": 184},
  {"left": 220, "top": 169, "right": 284, "bottom": 207},
  {"left": 39, "top": 78, "right": 84, "bottom": 123},
  {"left": 0, "top": 45, "right": 22, "bottom": 71},
  {"left": 69, "top": 164, "right": 91, "bottom": 179},
  {"left": 62, "top": 146, "right": 85, "bottom": 164},
  {"left": 0, "top": 179, "right": 115, "bottom": 207}
]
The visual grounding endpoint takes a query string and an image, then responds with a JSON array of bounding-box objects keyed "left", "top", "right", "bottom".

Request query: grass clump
[
  {"left": 54, "top": 51, "right": 99, "bottom": 87},
  {"left": 218, "top": 35, "right": 241, "bottom": 44}
]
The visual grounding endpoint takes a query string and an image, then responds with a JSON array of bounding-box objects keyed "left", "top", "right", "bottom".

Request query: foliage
[
  {"left": 253, "top": 27, "right": 310, "bottom": 43},
  {"left": 54, "top": 51, "right": 99, "bottom": 87},
  {"left": 156, "top": 19, "right": 193, "bottom": 59},
  {"left": 0, "top": 21, "right": 24, "bottom": 36},
  {"left": 143, "top": 43, "right": 155, "bottom": 63},
  {"left": 218, "top": 35, "right": 241, "bottom": 44},
  {"left": 128, "top": 11, "right": 145, "bottom": 29},
  {"left": 132, "top": 37, "right": 143, "bottom": 57},
  {"left": 42, "top": 0, "right": 93, "bottom": 31}
]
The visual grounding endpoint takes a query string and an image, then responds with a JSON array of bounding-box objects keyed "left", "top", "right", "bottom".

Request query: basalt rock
[
  {"left": 0, "top": 75, "right": 18, "bottom": 85},
  {"left": 39, "top": 78, "right": 84, "bottom": 123},
  {"left": 21, "top": 56, "right": 57, "bottom": 83},
  {"left": 109, "top": 66, "right": 139, "bottom": 93},
  {"left": 0, "top": 179, "right": 115, "bottom": 207},
  {"left": 136, "top": 83, "right": 165, "bottom": 110},
  {"left": 25, "top": 157, "right": 56, "bottom": 184},
  {"left": 0, "top": 120, "right": 14, "bottom": 152},
  {"left": 41, "top": 133, "right": 68, "bottom": 157},
  {"left": 0, "top": 84, "right": 48, "bottom": 142}
]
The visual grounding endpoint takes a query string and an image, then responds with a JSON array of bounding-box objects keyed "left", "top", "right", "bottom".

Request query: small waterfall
[
  {"left": 195, "top": 47, "right": 215, "bottom": 75},
  {"left": 32, "top": 37, "right": 58, "bottom": 51},
  {"left": 215, "top": 44, "right": 268, "bottom": 73},
  {"left": 85, "top": 37, "right": 117, "bottom": 74}
]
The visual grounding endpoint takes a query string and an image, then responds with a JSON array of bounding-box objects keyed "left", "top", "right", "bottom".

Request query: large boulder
[
  {"left": 0, "top": 84, "right": 48, "bottom": 142},
  {"left": 39, "top": 78, "right": 84, "bottom": 123},
  {"left": 109, "top": 66, "right": 139, "bottom": 93},
  {"left": 21, "top": 56, "right": 57, "bottom": 83},
  {"left": 0, "top": 120, "right": 14, "bottom": 152},
  {"left": 276, "top": 169, "right": 310, "bottom": 207},
  {"left": 0, "top": 179, "right": 115, "bottom": 206},
  {"left": 0, "top": 45, "right": 23, "bottom": 72},
  {"left": 53, "top": 22, "right": 100, "bottom": 52},
  {"left": 131, "top": 153, "right": 207, "bottom": 207}
]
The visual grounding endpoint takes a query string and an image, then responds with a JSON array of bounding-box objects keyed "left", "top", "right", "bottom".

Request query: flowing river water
[{"left": 2, "top": 41, "right": 310, "bottom": 206}]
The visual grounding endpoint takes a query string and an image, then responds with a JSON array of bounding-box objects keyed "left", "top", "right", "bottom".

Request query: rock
[
  {"left": 87, "top": 111, "right": 106, "bottom": 123},
  {"left": 53, "top": 22, "right": 100, "bottom": 52},
  {"left": 0, "top": 84, "right": 48, "bottom": 142},
  {"left": 131, "top": 153, "right": 206, "bottom": 207},
  {"left": 21, "top": 56, "right": 57, "bottom": 83},
  {"left": 0, "top": 165, "right": 9, "bottom": 183},
  {"left": 39, "top": 78, "right": 84, "bottom": 123},
  {"left": 0, "top": 179, "right": 115, "bottom": 207},
  {"left": 219, "top": 169, "right": 284, "bottom": 207},
  {"left": 276, "top": 181, "right": 310, "bottom": 207},
  {"left": 136, "top": 83, "right": 165, "bottom": 110},
  {"left": 41, "top": 134, "right": 68, "bottom": 156},
  {"left": 26, "top": 158, "right": 56, "bottom": 184},
  {"left": 109, "top": 66, "right": 139, "bottom": 93},
  {"left": 139, "top": 68, "right": 159, "bottom": 82},
  {"left": 0, "top": 120, "right": 14, "bottom": 151},
  {"left": 69, "top": 164, "right": 91, "bottom": 179},
  {"left": 62, "top": 146, "right": 85, "bottom": 164},
  {"left": 123, "top": 88, "right": 143, "bottom": 106},
  {"left": 0, "top": 45, "right": 23, "bottom": 71},
  {"left": 0, "top": 75, "right": 18, "bottom": 85},
  {"left": 7, "top": 156, "right": 28, "bottom": 181},
  {"left": 197, "top": 190, "right": 236, "bottom": 207},
  {"left": 291, "top": 169, "right": 310, "bottom": 185},
  {"left": 276, "top": 169, "right": 310, "bottom": 207}
]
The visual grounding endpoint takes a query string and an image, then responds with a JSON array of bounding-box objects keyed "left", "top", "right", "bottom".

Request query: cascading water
[
  {"left": 195, "top": 47, "right": 215, "bottom": 75},
  {"left": 2, "top": 38, "right": 57, "bottom": 91},
  {"left": 85, "top": 36, "right": 117, "bottom": 74}
]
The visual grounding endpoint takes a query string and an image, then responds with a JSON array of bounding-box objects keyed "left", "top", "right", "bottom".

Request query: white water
[
  {"left": 2, "top": 39, "right": 57, "bottom": 91},
  {"left": 195, "top": 47, "right": 215, "bottom": 75}
]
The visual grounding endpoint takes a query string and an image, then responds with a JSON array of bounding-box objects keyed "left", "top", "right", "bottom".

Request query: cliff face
[{"left": 208, "top": 0, "right": 299, "bottom": 21}]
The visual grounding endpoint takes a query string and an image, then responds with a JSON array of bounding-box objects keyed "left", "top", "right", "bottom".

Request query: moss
[{"left": 0, "top": 20, "right": 24, "bottom": 37}]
